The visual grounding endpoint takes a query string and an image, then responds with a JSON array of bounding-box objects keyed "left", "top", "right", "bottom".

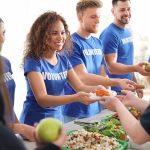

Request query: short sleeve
[
  {"left": 68, "top": 42, "right": 84, "bottom": 67},
  {"left": 24, "top": 58, "right": 41, "bottom": 76},
  {"left": 100, "top": 32, "right": 119, "bottom": 54}
]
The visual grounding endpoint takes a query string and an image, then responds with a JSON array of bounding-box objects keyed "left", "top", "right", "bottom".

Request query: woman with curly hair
[{"left": 20, "top": 11, "right": 105, "bottom": 126}]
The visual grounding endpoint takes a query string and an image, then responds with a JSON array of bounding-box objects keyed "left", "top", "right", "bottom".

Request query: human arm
[
  {"left": 132, "top": 73, "right": 143, "bottom": 98},
  {"left": 118, "top": 90, "right": 149, "bottom": 112},
  {"left": 105, "top": 53, "right": 150, "bottom": 76},
  {"left": 72, "top": 63, "right": 136, "bottom": 90},
  {"left": 8, "top": 111, "right": 36, "bottom": 141},
  {"left": 99, "top": 96, "right": 150, "bottom": 144},
  {"left": 27, "top": 70, "right": 102, "bottom": 108},
  {"left": 10, "top": 123, "right": 35, "bottom": 142}
]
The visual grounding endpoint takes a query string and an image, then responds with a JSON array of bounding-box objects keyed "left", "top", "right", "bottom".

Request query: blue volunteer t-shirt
[
  {"left": 1, "top": 56, "right": 16, "bottom": 107},
  {"left": 100, "top": 23, "right": 134, "bottom": 92},
  {"left": 0, "top": 56, "right": 16, "bottom": 123},
  {"left": 63, "top": 32, "right": 104, "bottom": 118},
  {"left": 148, "top": 56, "right": 150, "bottom": 62},
  {"left": 20, "top": 53, "right": 72, "bottom": 125}
]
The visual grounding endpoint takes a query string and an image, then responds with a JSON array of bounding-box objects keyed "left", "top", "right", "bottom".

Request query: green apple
[
  {"left": 36, "top": 118, "right": 62, "bottom": 144},
  {"left": 145, "top": 63, "right": 150, "bottom": 72}
]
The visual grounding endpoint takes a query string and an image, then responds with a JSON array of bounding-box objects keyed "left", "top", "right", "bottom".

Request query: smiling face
[
  {"left": 48, "top": 20, "right": 66, "bottom": 52},
  {"left": 112, "top": 0, "right": 131, "bottom": 27},
  {"left": 78, "top": 7, "right": 101, "bottom": 35}
]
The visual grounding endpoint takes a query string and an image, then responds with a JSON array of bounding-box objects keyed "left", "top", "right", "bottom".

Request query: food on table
[
  {"left": 64, "top": 129, "right": 121, "bottom": 150},
  {"left": 35, "top": 117, "right": 62, "bottom": 143},
  {"left": 84, "top": 118, "right": 126, "bottom": 140},
  {"left": 145, "top": 63, "right": 150, "bottom": 72},
  {"left": 128, "top": 107, "right": 142, "bottom": 120}
]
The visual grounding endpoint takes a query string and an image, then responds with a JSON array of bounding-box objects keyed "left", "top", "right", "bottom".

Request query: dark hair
[
  {"left": 0, "top": 58, "right": 13, "bottom": 125},
  {"left": 23, "top": 11, "right": 72, "bottom": 63},
  {"left": 112, "top": 0, "right": 131, "bottom": 6},
  {"left": 76, "top": 0, "right": 103, "bottom": 15}
]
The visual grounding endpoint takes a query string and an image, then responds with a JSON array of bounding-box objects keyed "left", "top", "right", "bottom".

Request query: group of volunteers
[{"left": 0, "top": 0, "right": 150, "bottom": 149}]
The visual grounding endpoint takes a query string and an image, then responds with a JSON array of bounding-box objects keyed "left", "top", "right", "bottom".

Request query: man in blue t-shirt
[
  {"left": 63, "top": 0, "right": 138, "bottom": 123},
  {"left": 99, "top": 0, "right": 150, "bottom": 96}
]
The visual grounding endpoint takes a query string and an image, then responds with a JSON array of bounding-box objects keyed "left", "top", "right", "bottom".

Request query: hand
[
  {"left": 134, "top": 62, "right": 150, "bottom": 76},
  {"left": 118, "top": 79, "right": 136, "bottom": 91},
  {"left": 76, "top": 91, "right": 99, "bottom": 105},
  {"left": 135, "top": 89, "right": 143, "bottom": 98},
  {"left": 99, "top": 96, "right": 120, "bottom": 111},
  {"left": 20, "top": 124, "right": 36, "bottom": 142},
  {"left": 35, "top": 127, "right": 66, "bottom": 148},
  {"left": 117, "top": 90, "right": 140, "bottom": 107},
  {"left": 53, "top": 128, "right": 66, "bottom": 148}
]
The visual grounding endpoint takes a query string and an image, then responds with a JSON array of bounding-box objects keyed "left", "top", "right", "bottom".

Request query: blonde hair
[{"left": 76, "top": 0, "right": 103, "bottom": 14}]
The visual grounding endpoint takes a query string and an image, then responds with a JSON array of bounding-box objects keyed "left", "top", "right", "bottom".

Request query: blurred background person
[{"left": 0, "top": 17, "right": 35, "bottom": 141}]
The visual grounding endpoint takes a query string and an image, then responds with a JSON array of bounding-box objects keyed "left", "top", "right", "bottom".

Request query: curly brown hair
[
  {"left": 23, "top": 11, "right": 72, "bottom": 63},
  {"left": 76, "top": 0, "right": 103, "bottom": 15}
]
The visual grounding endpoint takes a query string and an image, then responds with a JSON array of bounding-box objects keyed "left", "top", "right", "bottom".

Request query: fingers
[
  {"left": 138, "top": 62, "right": 147, "bottom": 66},
  {"left": 127, "top": 80, "right": 136, "bottom": 85},
  {"left": 99, "top": 99, "right": 106, "bottom": 105},
  {"left": 136, "top": 90, "right": 143, "bottom": 98},
  {"left": 121, "top": 90, "right": 130, "bottom": 95},
  {"left": 124, "top": 84, "right": 135, "bottom": 91},
  {"left": 99, "top": 97, "right": 106, "bottom": 102},
  {"left": 116, "top": 95, "right": 125, "bottom": 101}
]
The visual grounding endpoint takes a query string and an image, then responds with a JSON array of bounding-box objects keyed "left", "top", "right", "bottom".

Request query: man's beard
[{"left": 119, "top": 17, "right": 130, "bottom": 25}]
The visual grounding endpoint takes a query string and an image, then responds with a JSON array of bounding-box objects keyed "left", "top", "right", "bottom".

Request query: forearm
[
  {"left": 36, "top": 94, "right": 77, "bottom": 108},
  {"left": 107, "top": 62, "right": 137, "bottom": 74},
  {"left": 116, "top": 102, "right": 149, "bottom": 144},
  {"left": 115, "top": 101, "right": 147, "bottom": 143},
  {"left": 80, "top": 73, "right": 121, "bottom": 87},
  {"left": 11, "top": 123, "right": 28, "bottom": 134},
  {"left": 128, "top": 99, "right": 149, "bottom": 112}
]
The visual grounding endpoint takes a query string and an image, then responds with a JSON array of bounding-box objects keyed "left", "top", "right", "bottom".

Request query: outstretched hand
[
  {"left": 99, "top": 96, "right": 120, "bottom": 111},
  {"left": 116, "top": 90, "right": 140, "bottom": 107},
  {"left": 76, "top": 91, "right": 100, "bottom": 105},
  {"left": 118, "top": 79, "right": 136, "bottom": 91},
  {"left": 135, "top": 62, "right": 150, "bottom": 76},
  {"left": 53, "top": 128, "right": 67, "bottom": 148}
]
